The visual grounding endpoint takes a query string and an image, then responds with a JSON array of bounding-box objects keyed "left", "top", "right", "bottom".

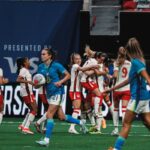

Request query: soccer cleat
[
  {"left": 80, "top": 120, "right": 88, "bottom": 134},
  {"left": 101, "top": 118, "right": 107, "bottom": 129},
  {"left": 89, "top": 128, "right": 101, "bottom": 134},
  {"left": 36, "top": 139, "right": 49, "bottom": 147},
  {"left": 68, "top": 128, "right": 79, "bottom": 134},
  {"left": 111, "top": 129, "right": 119, "bottom": 136},
  {"left": 22, "top": 127, "right": 34, "bottom": 135},
  {"left": 18, "top": 124, "right": 24, "bottom": 130},
  {"left": 34, "top": 122, "right": 41, "bottom": 133},
  {"left": 88, "top": 126, "right": 97, "bottom": 132}
]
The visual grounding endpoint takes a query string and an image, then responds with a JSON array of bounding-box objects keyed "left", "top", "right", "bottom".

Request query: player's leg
[
  {"left": 111, "top": 92, "right": 120, "bottom": 135},
  {"left": 22, "top": 95, "right": 37, "bottom": 134},
  {"left": 0, "top": 94, "right": 4, "bottom": 125}
]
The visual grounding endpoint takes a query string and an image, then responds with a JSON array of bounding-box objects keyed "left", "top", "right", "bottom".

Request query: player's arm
[
  {"left": 0, "top": 76, "right": 9, "bottom": 85},
  {"left": 77, "top": 64, "right": 99, "bottom": 72},
  {"left": 16, "top": 76, "right": 34, "bottom": 85},
  {"left": 104, "top": 78, "right": 129, "bottom": 93},
  {"left": 54, "top": 70, "right": 70, "bottom": 87},
  {"left": 139, "top": 70, "right": 150, "bottom": 85}
]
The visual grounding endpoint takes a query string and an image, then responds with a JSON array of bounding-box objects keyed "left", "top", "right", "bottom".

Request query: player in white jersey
[
  {"left": 68, "top": 53, "right": 98, "bottom": 134},
  {"left": 111, "top": 47, "right": 131, "bottom": 136},
  {"left": 16, "top": 57, "right": 37, "bottom": 134},
  {"left": 80, "top": 46, "right": 103, "bottom": 134},
  {"left": 0, "top": 68, "right": 9, "bottom": 125}
]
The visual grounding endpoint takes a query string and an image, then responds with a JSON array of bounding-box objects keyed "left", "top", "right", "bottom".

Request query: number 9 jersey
[{"left": 114, "top": 60, "right": 131, "bottom": 92}]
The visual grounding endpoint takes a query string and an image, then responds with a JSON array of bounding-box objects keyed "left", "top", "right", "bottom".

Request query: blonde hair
[{"left": 125, "top": 37, "right": 144, "bottom": 60}]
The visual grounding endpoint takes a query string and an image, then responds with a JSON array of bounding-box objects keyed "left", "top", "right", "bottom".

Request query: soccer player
[
  {"left": 80, "top": 46, "right": 103, "bottom": 134},
  {"left": 16, "top": 57, "right": 37, "bottom": 134},
  {"left": 68, "top": 52, "right": 98, "bottom": 134},
  {"left": 36, "top": 48, "right": 88, "bottom": 146},
  {"left": 111, "top": 46, "right": 131, "bottom": 136},
  {"left": 0, "top": 67, "right": 9, "bottom": 124},
  {"left": 106, "top": 37, "right": 150, "bottom": 150}
]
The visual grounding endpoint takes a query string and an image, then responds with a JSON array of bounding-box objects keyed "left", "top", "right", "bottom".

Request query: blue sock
[
  {"left": 65, "top": 115, "right": 80, "bottom": 125},
  {"left": 45, "top": 119, "right": 54, "bottom": 139},
  {"left": 114, "top": 136, "right": 126, "bottom": 150}
]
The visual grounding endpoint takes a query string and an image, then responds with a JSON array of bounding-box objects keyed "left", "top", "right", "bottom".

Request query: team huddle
[{"left": 0, "top": 37, "right": 150, "bottom": 150}]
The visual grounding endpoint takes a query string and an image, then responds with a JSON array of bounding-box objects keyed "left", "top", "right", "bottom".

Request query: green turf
[{"left": 0, "top": 118, "right": 149, "bottom": 150}]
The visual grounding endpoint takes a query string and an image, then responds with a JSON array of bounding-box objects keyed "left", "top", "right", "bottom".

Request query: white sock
[
  {"left": 44, "top": 137, "right": 49, "bottom": 143},
  {"left": 37, "top": 112, "right": 47, "bottom": 125},
  {"left": 113, "top": 108, "right": 119, "bottom": 131},
  {"left": 87, "top": 109, "right": 96, "bottom": 126},
  {"left": 108, "top": 102, "right": 113, "bottom": 115},
  {"left": 122, "top": 106, "right": 126, "bottom": 122},
  {"left": 0, "top": 112, "right": 3, "bottom": 124},
  {"left": 69, "top": 109, "right": 79, "bottom": 129},
  {"left": 24, "top": 113, "right": 35, "bottom": 128},
  {"left": 96, "top": 114, "right": 103, "bottom": 131},
  {"left": 22, "top": 113, "right": 29, "bottom": 127}
]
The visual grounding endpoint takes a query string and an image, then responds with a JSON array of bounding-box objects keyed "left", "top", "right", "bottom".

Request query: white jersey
[
  {"left": 97, "top": 64, "right": 105, "bottom": 92},
  {"left": 19, "top": 67, "right": 33, "bottom": 97},
  {"left": 114, "top": 60, "right": 131, "bottom": 91},
  {"left": 80, "top": 58, "right": 97, "bottom": 82},
  {"left": 0, "top": 68, "right": 3, "bottom": 77},
  {"left": 38, "top": 86, "right": 46, "bottom": 95},
  {"left": 69, "top": 64, "right": 81, "bottom": 92},
  {"left": 0, "top": 68, "right": 3, "bottom": 94}
]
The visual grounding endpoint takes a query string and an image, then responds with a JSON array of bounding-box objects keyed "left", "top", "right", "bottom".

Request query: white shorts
[
  {"left": 127, "top": 99, "right": 150, "bottom": 114},
  {"left": 47, "top": 94, "right": 64, "bottom": 106}
]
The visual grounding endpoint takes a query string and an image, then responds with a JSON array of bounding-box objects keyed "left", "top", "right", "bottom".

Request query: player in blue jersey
[
  {"left": 35, "top": 48, "right": 88, "bottom": 146},
  {"left": 106, "top": 37, "right": 150, "bottom": 150}
]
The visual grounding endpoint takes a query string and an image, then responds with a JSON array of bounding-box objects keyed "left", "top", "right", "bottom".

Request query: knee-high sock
[
  {"left": 24, "top": 112, "right": 35, "bottom": 128},
  {"left": 114, "top": 136, "right": 126, "bottom": 150},
  {"left": 0, "top": 112, "right": 3, "bottom": 124},
  {"left": 86, "top": 109, "right": 96, "bottom": 126},
  {"left": 65, "top": 115, "right": 81, "bottom": 125},
  {"left": 70, "top": 108, "right": 81, "bottom": 129},
  {"left": 44, "top": 119, "right": 54, "bottom": 142},
  {"left": 107, "top": 100, "right": 113, "bottom": 115},
  {"left": 37, "top": 112, "right": 47, "bottom": 125},
  {"left": 122, "top": 106, "right": 126, "bottom": 122},
  {"left": 22, "top": 112, "right": 29, "bottom": 127},
  {"left": 113, "top": 108, "right": 119, "bottom": 131}
]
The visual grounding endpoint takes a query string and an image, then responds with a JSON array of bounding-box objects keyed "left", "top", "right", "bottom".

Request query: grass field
[{"left": 0, "top": 118, "right": 150, "bottom": 150}]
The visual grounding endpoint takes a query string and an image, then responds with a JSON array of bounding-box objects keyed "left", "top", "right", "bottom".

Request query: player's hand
[
  {"left": 54, "top": 81, "right": 62, "bottom": 87},
  {"left": 3, "top": 78, "right": 9, "bottom": 84}
]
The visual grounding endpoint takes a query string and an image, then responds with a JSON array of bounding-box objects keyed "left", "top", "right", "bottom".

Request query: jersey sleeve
[
  {"left": 113, "top": 62, "right": 119, "bottom": 71},
  {"left": 19, "top": 68, "right": 27, "bottom": 78},
  {"left": 132, "top": 59, "right": 145, "bottom": 74},
  {"left": 56, "top": 63, "right": 66, "bottom": 74},
  {"left": 0, "top": 68, "right": 3, "bottom": 76},
  {"left": 72, "top": 64, "right": 79, "bottom": 72}
]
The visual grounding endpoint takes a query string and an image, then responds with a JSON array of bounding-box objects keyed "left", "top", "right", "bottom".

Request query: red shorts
[
  {"left": 39, "top": 94, "right": 48, "bottom": 104},
  {"left": 81, "top": 81, "right": 98, "bottom": 91},
  {"left": 113, "top": 91, "right": 131, "bottom": 101},
  {"left": 0, "top": 94, "right": 4, "bottom": 107},
  {"left": 22, "top": 94, "right": 36, "bottom": 104},
  {"left": 69, "top": 91, "right": 82, "bottom": 101}
]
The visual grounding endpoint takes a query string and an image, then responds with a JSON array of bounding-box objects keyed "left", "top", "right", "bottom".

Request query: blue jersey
[
  {"left": 38, "top": 61, "right": 66, "bottom": 98},
  {"left": 129, "top": 58, "right": 150, "bottom": 100}
]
